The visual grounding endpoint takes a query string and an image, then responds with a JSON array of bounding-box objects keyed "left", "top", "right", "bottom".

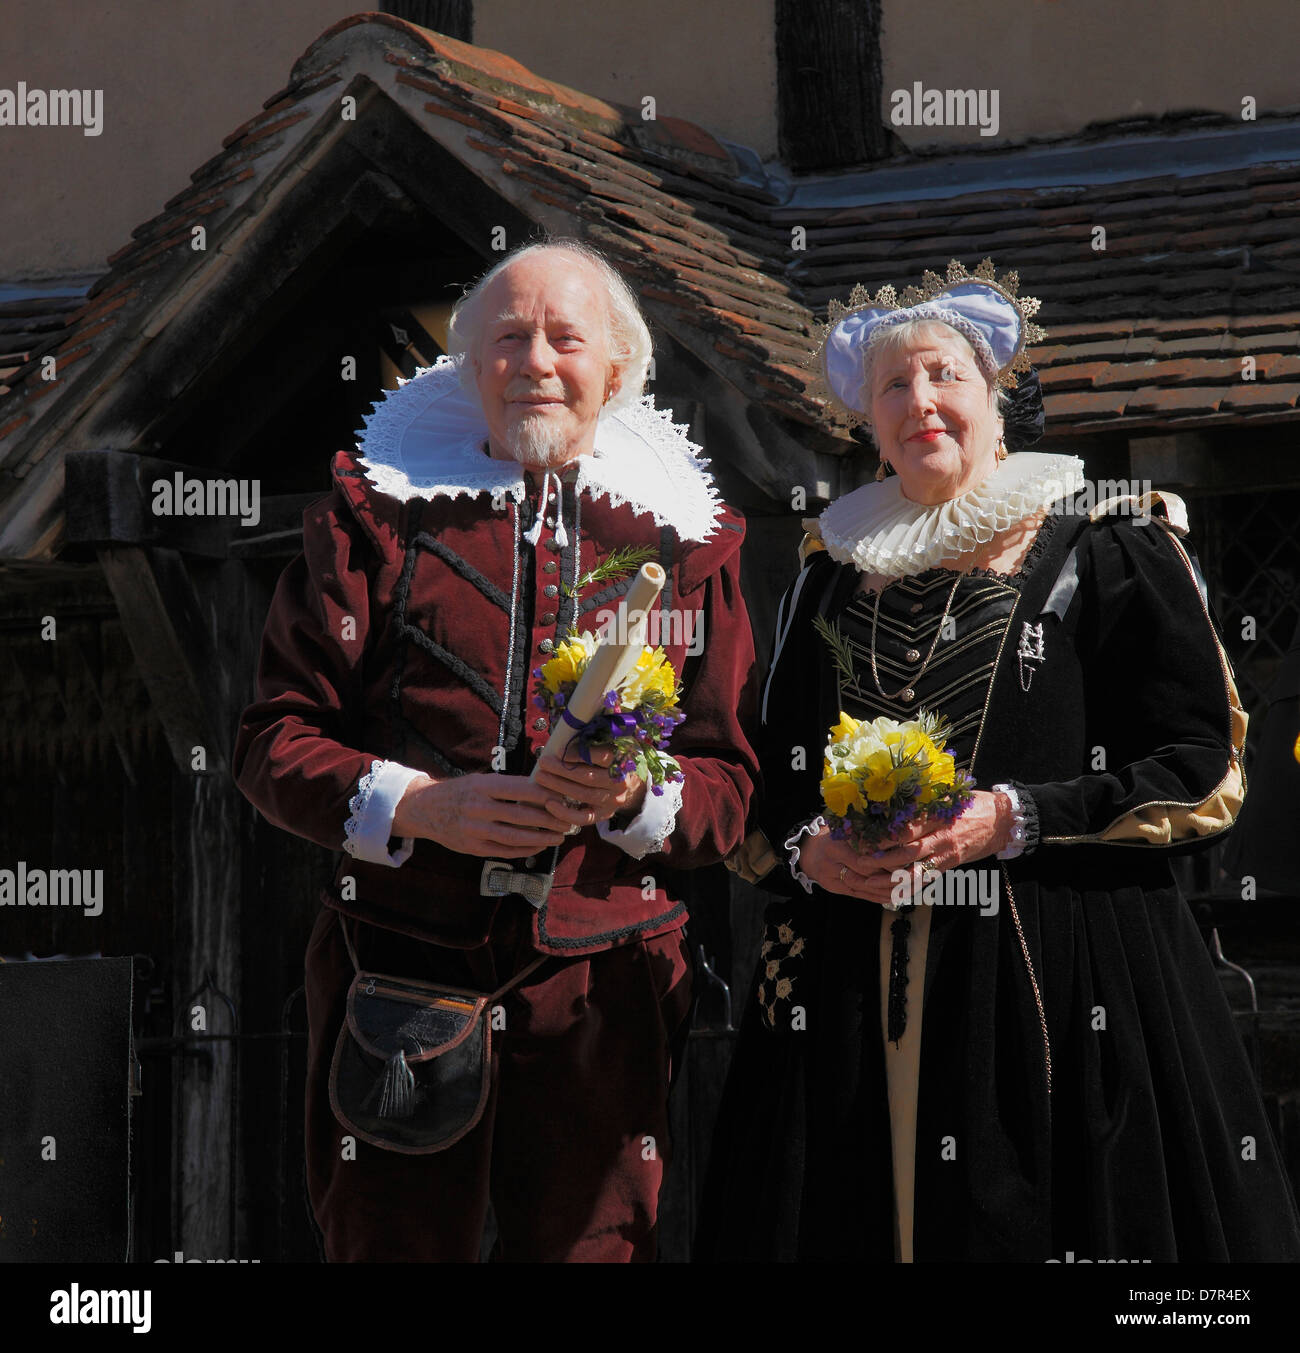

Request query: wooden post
[
  {"left": 379, "top": 1, "right": 472, "bottom": 39},
  {"left": 775, "top": 0, "right": 892, "bottom": 171},
  {"left": 170, "top": 557, "right": 259, "bottom": 1259}
]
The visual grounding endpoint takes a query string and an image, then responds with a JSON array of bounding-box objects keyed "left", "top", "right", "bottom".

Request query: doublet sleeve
[
  {"left": 233, "top": 489, "right": 408, "bottom": 858},
  {"left": 745, "top": 554, "right": 838, "bottom": 895},
  {"left": 651, "top": 536, "right": 761, "bottom": 868},
  {"left": 1012, "top": 516, "right": 1245, "bottom": 850}
]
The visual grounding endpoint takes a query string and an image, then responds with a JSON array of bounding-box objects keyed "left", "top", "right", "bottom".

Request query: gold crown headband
[{"left": 809, "top": 259, "right": 1047, "bottom": 428}]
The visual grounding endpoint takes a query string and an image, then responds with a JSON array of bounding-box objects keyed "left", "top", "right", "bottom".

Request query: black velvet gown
[{"left": 697, "top": 491, "right": 1300, "bottom": 1262}]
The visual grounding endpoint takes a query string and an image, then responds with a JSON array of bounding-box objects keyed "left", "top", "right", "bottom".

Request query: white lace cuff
[
  {"left": 596, "top": 775, "right": 684, "bottom": 860},
  {"left": 784, "top": 816, "right": 827, "bottom": 894},
  {"left": 992, "top": 783, "right": 1028, "bottom": 860},
  {"left": 343, "top": 759, "right": 424, "bottom": 867}
]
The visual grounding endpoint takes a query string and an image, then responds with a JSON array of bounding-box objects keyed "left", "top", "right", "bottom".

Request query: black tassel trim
[{"left": 886, "top": 905, "right": 914, "bottom": 1047}]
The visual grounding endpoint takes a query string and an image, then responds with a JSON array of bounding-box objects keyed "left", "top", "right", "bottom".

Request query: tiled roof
[
  {"left": 2, "top": 14, "right": 1300, "bottom": 554},
  {"left": 0, "top": 278, "right": 95, "bottom": 397},
  {"left": 784, "top": 154, "right": 1300, "bottom": 435}
]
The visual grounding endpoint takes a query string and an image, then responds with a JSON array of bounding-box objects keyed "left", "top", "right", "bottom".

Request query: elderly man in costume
[{"left": 234, "top": 238, "right": 758, "bottom": 1262}]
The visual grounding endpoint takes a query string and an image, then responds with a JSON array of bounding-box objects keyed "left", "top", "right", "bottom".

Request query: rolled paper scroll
[{"left": 532, "top": 562, "right": 666, "bottom": 773}]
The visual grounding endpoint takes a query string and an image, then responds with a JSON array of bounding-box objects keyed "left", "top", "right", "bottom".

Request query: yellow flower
[
  {"left": 860, "top": 748, "right": 900, "bottom": 803},
  {"left": 916, "top": 748, "right": 956, "bottom": 804},
  {"left": 540, "top": 634, "right": 595, "bottom": 692},
  {"left": 620, "top": 646, "right": 679, "bottom": 710},
  {"left": 821, "top": 771, "right": 866, "bottom": 817},
  {"left": 929, "top": 750, "right": 956, "bottom": 785},
  {"left": 830, "top": 711, "right": 861, "bottom": 743}
]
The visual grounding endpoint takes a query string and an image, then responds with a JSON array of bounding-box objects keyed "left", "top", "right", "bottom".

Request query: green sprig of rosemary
[
  {"left": 563, "top": 544, "right": 658, "bottom": 598},
  {"left": 811, "top": 614, "right": 865, "bottom": 699}
]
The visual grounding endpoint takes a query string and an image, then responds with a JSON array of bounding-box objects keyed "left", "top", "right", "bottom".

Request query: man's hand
[
  {"left": 392, "top": 771, "right": 589, "bottom": 858},
  {"left": 532, "top": 744, "right": 647, "bottom": 826}
]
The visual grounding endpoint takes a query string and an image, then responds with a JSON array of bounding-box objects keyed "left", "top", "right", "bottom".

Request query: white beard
[{"left": 505, "top": 412, "right": 575, "bottom": 467}]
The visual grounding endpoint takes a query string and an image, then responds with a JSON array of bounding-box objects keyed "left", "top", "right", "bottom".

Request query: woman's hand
[
  {"left": 855, "top": 790, "right": 1014, "bottom": 904},
  {"left": 797, "top": 821, "right": 899, "bottom": 904},
  {"left": 799, "top": 790, "right": 1014, "bottom": 906}
]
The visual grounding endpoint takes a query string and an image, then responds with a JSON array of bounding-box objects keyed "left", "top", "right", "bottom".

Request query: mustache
[{"left": 505, "top": 382, "right": 566, "bottom": 402}]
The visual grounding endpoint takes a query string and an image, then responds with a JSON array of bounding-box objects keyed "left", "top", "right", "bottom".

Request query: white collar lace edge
[
  {"left": 818, "top": 451, "right": 1087, "bottom": 577},
  {"left": 353, "top": 356, "right": 724, "bottom": 542}
]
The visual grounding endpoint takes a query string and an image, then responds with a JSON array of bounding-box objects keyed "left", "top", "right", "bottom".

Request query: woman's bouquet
[
  {"left": 532, "top": 630, "right": 687, "bottom": 795},
  {"left": 819, "top": 709, "right": 975, "bottom": 851}
]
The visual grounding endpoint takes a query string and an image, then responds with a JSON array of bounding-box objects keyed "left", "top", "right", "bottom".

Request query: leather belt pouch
[{"left": 328, "top": 922, "right": 544, "bottom": 1154}]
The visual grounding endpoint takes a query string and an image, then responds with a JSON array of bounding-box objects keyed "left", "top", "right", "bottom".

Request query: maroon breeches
[{"left": 303, "top": 903, "right": 693, "bottom": 1262}]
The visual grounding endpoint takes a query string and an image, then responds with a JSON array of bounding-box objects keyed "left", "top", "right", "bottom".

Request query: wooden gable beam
[
  {"left": 66, "top": 449, "right": 322, "bottom": 558},
  {"left": 96, "top": 545, "right": 227, "bottom": 774}
]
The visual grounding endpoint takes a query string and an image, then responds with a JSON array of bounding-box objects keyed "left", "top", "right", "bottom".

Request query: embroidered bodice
[{"left": 836, "top": 571, "right": 1018, "bottom": 770}]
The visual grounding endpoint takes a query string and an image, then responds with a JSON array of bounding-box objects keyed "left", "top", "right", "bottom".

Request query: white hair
[{"left": 446, "top": 238, "right": 653, "bottom": 412}]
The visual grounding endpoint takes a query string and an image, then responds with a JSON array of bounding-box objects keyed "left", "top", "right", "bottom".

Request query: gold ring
[
  {"left": 919, "top": 855, "right": 939, "bottom": 879},
  {"left": 839, "top": 865, "right": 850, "bottom": 883},
  {"left": 566, "top": 823, "right": 581, "bottom": 836}
]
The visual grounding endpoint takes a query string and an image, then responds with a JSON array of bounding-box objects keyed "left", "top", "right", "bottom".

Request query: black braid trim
[
  {"left": 557, "top": 483, "right": 581, "bottom": 636},
  {"left": 399, "top": 625, "right": 503, "bottom": 715},
  {"left": 536, "top": 894, "right": 686, "bottom": 948},
  {"left": 388, "top": 502, "right": 481, "bottom": 768},
  {"left": 659, "top": 527, "right": 674, "bottom": 617},
  {"left": 388, "top": 521, "right": 421, "bottom": 763},
  {"left": 500, "top": 498, "right": 535, "bottom": 755},
  {"left": 579, "top": 576, "right": 632, "bottom": 615},
  {"left": 411, "top": 532, "right": 511, "bottom": 611}
]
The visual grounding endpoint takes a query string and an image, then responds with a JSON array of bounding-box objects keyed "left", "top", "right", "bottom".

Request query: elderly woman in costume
[{"left": 699, "top": 261, "right": 1300, "bottom": 1263}]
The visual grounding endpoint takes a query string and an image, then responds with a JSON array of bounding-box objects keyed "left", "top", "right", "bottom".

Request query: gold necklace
[{"left": 869, "top": 573, "right": 962, "bottom": 705}]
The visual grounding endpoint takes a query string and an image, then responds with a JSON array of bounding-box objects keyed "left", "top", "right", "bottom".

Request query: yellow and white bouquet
[
  {"left": 820, "top": 710, "right": 975, "bottom": 850},
  {"left": 532, "top": 631, "right": 686, "bottom": 794}
]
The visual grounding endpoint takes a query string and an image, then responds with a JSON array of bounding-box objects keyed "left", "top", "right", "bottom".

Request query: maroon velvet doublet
[{"left": 236, "top": 450, "right": 759, "bottom": 954}]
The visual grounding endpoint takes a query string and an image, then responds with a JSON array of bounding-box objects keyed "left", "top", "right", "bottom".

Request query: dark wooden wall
[
  {"left": 380, "top": 2, "right": 473, "bottom": 41},
  {"left": 775, "top": 0, "right": 892, "bottom": 171}
]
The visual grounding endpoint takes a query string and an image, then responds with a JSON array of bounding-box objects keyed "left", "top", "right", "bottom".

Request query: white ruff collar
[
  {"left": 354, "top": 356, "right": 723, "bottom": 542},
  {"left": 819, "top": 451, "right": 1086, "bottom": 577}
]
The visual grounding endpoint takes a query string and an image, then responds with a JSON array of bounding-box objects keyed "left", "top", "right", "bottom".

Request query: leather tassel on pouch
[{"left": 377, "top": 1048, "right": 417, "bottom": 1119}]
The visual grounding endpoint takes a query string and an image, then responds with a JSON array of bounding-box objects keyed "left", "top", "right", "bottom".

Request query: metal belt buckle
[{"left": 479, "top": 860, "right": 552, "bottom": 910}]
